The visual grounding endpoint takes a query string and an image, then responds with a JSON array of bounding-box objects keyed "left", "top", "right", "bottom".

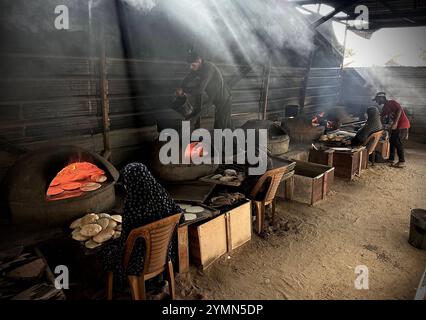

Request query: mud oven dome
[{"left": 5, "top": 146, "right": 119, "bottom": 229}]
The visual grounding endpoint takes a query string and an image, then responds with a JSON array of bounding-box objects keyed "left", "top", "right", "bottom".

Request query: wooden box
[
  {"left": 308, "top": 149, "right": 335, "bottom": 166},
  {"left": 225, "top": 201, "right": 252, "bottom": 251},
  {"left": 286, "top": 160, "right": 334, "bottom": 205},
  {"left": 332, "top": 147, "right": 366, "bottom": 180},
  {"left": 375, "top": 139, "right": 390, "bottom": 159},
  {"left": 188, "top": 214, "right": 228, "bottom": 269},
  {"left": 188, "top": 201, "right": 252, "bottom": 269},
  {"left": 360, "top": 148, "right": 368, "bottom": 170}
]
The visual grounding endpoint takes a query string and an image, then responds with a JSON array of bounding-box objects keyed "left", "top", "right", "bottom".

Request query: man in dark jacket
[{"left": 176, "top": 50, "right": 233, "bottom": 130}]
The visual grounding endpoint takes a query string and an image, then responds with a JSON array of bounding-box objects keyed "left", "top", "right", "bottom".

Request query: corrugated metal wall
[
  {"left": 0, "top": 55, "right": 341, "bottom": 142},
  {"left": 305, "top": 67, "right": 341, "bottom": 116},
  {"left": 341, "top": 67, "right": 426, "bottom": 136},
  {"left": 0, "top": 0, "right": 344, "bottom": 179},
  {"left": 0, "top": 53, "right": 341, "bottom": 177}
]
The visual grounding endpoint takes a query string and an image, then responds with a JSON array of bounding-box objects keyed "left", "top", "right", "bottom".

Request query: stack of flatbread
[
  {"left": 177, "top": 203, "right": 205, "bottom": 221},
  {"left": 70, "top": 213, "right": 122, "bottom": 249},
  {"left": 209, "top": 169, "right": 245, "bottom": 184}
]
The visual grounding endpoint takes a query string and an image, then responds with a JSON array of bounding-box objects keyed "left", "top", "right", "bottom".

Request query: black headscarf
[
  {"left": 99, "top": 163, "right": 181, "bottom": 282},
  {"left": 352, "top": 107, "right": 383, "bottom": 146}
]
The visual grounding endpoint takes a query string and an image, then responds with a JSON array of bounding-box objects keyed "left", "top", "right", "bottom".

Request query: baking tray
[
  {"left": 176, "top": 201, "right": 220, "bottom": 227},
  {"left": 199, "top": 169, "right": 245, "bottom": 187},
  {"left": 165, "top": 181, "right": 216, "bottom": 203}
]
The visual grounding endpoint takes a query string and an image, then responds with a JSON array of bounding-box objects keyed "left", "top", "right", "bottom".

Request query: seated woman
[
  {"left": 351, "top": 106, "right": 383, "bottom": 146},
  {"left": 99, "top": 163, "right": 182, "bottom": 290}
]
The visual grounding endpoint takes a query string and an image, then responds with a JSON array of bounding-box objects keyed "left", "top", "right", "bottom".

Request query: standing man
[
  {"left": 373, "top": 92, "right": 410, "bottom": 168},
  {"left": 176, "top": 50, "right": 233, "bottom": 130}
]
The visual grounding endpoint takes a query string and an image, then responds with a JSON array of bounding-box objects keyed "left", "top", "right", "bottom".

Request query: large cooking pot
[{"left": 149, "top": 140, "right": 218, "bottom": 182}]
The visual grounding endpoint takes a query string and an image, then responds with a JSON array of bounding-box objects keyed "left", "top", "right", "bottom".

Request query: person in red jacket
[{"left": 373, "top": 92, "right": 410, "bottom": 168}]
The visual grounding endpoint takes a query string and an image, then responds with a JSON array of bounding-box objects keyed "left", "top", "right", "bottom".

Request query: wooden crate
[
  {"left": 375, "top": 139, "right": 390, "bottom": 159},
  {"left": 286, "top": 160, "right": 335, "bottom": 205},
  {"left": 188, "top": 201, "right": 252, "bottom": 269},
  {"left": 188, "top": 214, "right": 227, "bottom": 269},
  {"left": 225, "top": 201, "right": 252, "bottom": 252},
  {"left": 360, "top": 148, "right": 368, "bottom": 170},
  {"left": 177, "top": 225, "right": 189, "bottom": 273},
  {"left": 332, "top": 147, "right": 365, "bottom": 180},
  {"left": 308, "top": 149, "right": 335, "bottom": 166}
]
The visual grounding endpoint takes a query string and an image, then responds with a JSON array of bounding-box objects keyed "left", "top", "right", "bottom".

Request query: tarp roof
[{"left": 291, "top": 0, "right": 426, "bottom": 30}]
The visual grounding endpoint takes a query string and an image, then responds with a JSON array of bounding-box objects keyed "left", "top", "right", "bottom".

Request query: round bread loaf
[
  {"left": 93, "top": 229, "right": 115, "bottom": 243},
  {"left": 80, "top": 223, "right": 102, "bottom": 237},
  {"left": 81, "top": 213, "right": 99, "bottom": 225}
]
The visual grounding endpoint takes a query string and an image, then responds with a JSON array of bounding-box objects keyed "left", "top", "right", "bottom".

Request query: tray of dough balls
[
  {"left": 177, "top": 202, "right": 219, "bottom": 226},
  {"left": 199, "top": 168, "right": 245, "bottom": 187},
  {"left": 69, "top": 213, "right": 122, "bottom": 250}
]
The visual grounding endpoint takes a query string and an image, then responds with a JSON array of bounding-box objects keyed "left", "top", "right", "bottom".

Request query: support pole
[
  {"left": 100, "top": 32, "right": 111, "bottom": 160},
  {"left": 262, "top": 59, "right": 272, "bottom": 120},
  {"left": 337, "top": 20, "right": 349, "bottom": 105},
  {"left": 298, "top": 47, "right": 315, "bottom": 111},
  {"left": 298, "top": 4, "right": 321, "bottom": 111}
]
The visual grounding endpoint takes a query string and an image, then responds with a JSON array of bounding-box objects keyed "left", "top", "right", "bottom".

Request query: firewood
[{"left": 6, "top": 258, "right": 46, "bottom": 280}]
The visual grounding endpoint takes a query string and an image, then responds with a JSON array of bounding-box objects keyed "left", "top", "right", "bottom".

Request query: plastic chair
[
  {"left": 106, "top": 213, "right": 182, "bottom": 300},
  {"left": 250, "top": 166, "right": 288, "bottom": 234},
  {"left": 364, "top": 130, "right": 383, "bottom": 166}
]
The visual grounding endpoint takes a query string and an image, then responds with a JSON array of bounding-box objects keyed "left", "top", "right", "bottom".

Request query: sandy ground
[{"left": 176, "top": 141, "right": 426, "bottom": 300}]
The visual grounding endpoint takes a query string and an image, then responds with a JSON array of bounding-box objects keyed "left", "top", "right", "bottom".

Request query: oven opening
[{"left": 46, "top": 161, "right": 108, "bottom": 201}]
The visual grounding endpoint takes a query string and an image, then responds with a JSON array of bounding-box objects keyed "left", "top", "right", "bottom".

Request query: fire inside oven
[
  {"left": 46, "top": 162, "right": 108, "bottom": 201},
  {"left": 184, "top": 142, "right": 206, "bottom": 161}
]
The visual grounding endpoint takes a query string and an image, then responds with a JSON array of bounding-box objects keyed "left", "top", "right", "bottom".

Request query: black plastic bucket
[
  {"left": 172, "top": 94, "right": 195, "bottom": 119},
  {"left": 409, "top": 209, "right": 426, "bottom": 250}
]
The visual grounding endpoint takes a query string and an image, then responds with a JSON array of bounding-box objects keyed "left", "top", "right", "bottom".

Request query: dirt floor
[{"left": 176, "top": 141, "right": 426, "bottom": 300}]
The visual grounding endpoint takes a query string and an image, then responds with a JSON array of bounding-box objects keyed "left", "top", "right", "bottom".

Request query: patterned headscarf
[{"left": 100, "top": 163, "right": 181, "bottom": 280}]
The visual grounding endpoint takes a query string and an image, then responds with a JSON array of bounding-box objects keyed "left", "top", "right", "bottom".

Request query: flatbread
[
  {"left": 47, "top": 187, "right": 63, "bottom": 196},
  {"left": 85, "top": 240, "right": 102, "bottom": 249},
  {"left": 61, "top": 182, "right": 82, "bottom": 191},
  {"left": 107, "top": 220, "right": 117, "bottom": 229},
  {"left": 110, "top": 215, "right": 122, "bottom": 223},
  {"left": 177, "top": 203, "right": 192, "bottom": 210},
  {"left": 70, "top": 218, "right": 82, "bottom": 229},
  {"left": 93, "top": 229, "right": 115, "bottom": 243},
  {"left": 80, "top": 182, "right": 101, "bottom": 192},
  {"left": 50, "top": 179, "right": 60, "bottom": 187},
  {"left": 98, "top": 213, "right": 111, "bottom": 219},
  {"left": 97, "top": 218, "right": 110, "bottom": 230},
  {"left": 72, "top": 230, "right": 90, "bottom": 242},
  {"left": 91, "top": 174, "right": 107, "bottom": 183},
  {"left": 80, "top": 224, "right": 102, "bottom": 237},
  {"left": 185, "top": 206, "right": 204, "bottom": 213},
  {"left": 81, "top": 213, "right": 99, "bottom": 225},
  {"left": 224, "top": 169, "right": 237, "bottom": 176},
  {"left": 184, "top": 213, "right": 197, "bottom": 221}
]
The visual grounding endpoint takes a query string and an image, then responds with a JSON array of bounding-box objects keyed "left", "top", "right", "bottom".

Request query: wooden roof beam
[{"left": 311, "top": 0, "right": 361, "bottom": 28}]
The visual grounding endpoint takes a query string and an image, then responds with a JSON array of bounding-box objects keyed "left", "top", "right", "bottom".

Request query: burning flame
[{"left": 184, "top": 142, "right": 205, "bottom": 161}]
